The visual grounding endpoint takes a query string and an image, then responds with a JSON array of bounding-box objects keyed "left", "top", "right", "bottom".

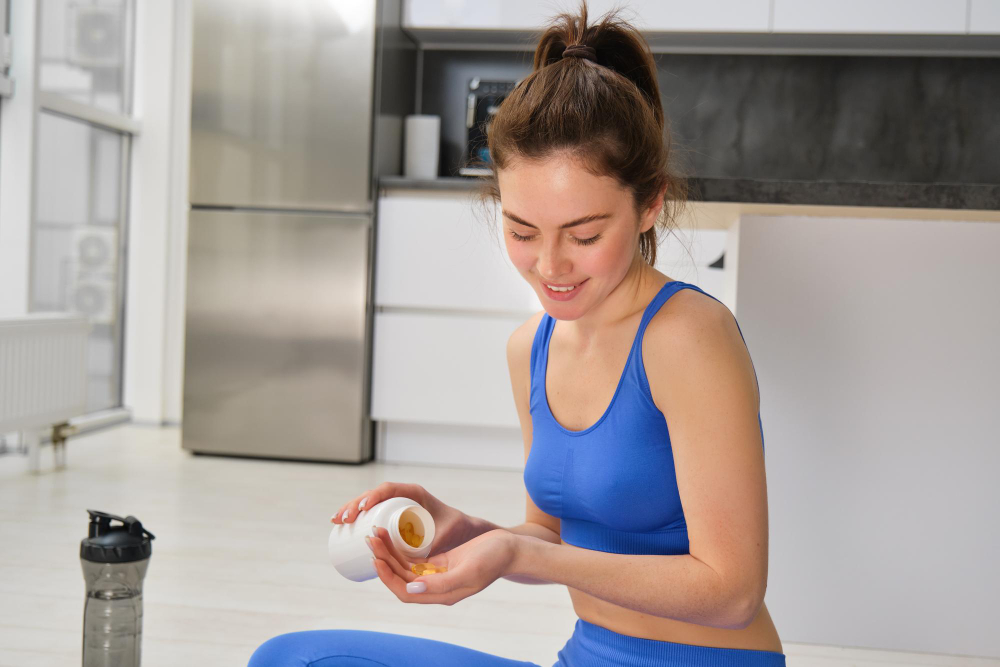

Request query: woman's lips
[{"left": 541, "top": 278, "right": 587, "bottom": 301}]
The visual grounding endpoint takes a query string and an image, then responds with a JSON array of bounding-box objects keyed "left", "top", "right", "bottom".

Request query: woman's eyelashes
[
  {"left": 507, "top": 228, "right": 533, "bottom": 242},
  {"left": 507, "top": 228, "right": 602, "bottom": 246}
]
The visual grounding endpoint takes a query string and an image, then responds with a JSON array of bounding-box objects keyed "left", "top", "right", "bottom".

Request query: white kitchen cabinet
[
  {"left": 970, "top": 0, "right": 1000, "bottom": 33},
  {"left": 370, "top": 310, "right": 524, "bottom": 429},
  {"left": 379, "top": 421, "right": 525, "bottom": 470},
  {"left": 771, "top": 0, "right": 968, "bottom": 34},
  {"left": 403, "top": 0, "right": 998, "bottom": 54},
  {"left": 406, "top": 0, "right": 982, "bottom": 35},
  {"left": 403, "top": 0, "right": 555, "bottom": 31},
  {"left": 376, "top": 192, "right": 541, "bottom": 314},
  {"left": 404, "top": 0, "right": 770, "bottom": 33},
  {"left": 609, "top": 0, "right": 770, "bottom": 33}
]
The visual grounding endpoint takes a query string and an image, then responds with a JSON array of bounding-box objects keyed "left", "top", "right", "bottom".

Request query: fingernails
[
  {"left": 342, "top": 509, "right": 350, "bottom": 521},
  {"left": 359, "top": 496, "right": 368, "bottom": 510},
  {"left": 371, "top": 526, "right": 379, "bottom": 538},
  {"left": 406, "top": 581, "right": 427, "bottom": 594},
  {"left": 365, "top": 536, "right": 374, "bottom": 552}
]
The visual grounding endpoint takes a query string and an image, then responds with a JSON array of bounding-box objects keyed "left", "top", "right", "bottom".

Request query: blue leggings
[{"left": 248, "top": 617, "right": 787, "bottom": 667}]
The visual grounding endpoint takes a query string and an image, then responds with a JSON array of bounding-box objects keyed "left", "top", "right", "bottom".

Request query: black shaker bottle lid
[{"left": 80, "top": 509, "right": 156, "bottom": 563}]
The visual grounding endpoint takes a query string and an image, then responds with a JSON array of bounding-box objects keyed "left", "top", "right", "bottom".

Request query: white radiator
[{"left": 0, "top": 314, "right": 89, "bottom": 471}]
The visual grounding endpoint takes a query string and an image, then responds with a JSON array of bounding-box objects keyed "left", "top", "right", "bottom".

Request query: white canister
[
  {"left": 328, "top": 496, "right": 436, "bottom": 582},
  {"left": 403, "top": 114, "right": 441, "bottom": 179}
]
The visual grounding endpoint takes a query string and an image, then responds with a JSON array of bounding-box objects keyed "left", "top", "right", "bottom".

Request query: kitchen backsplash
[{"left": 418, "top": 49, "right": 998, "bottom": 186}]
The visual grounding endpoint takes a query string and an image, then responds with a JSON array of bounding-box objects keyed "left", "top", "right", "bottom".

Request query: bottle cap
[{"left": 80, "top": 509, "right": 156, "bottom": 563}]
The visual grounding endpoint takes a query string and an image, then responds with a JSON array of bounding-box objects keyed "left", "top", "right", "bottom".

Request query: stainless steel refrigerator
[{"left": 182, "top": 0, "right": 413, "bottom": 462}]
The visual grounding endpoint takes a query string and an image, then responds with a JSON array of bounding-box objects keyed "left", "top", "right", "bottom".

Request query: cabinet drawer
[
  {"left": 371, "top": 311, "right": 525, "bottom": 428},
  {"left": 376, "top": 194, "right": 540, "bottom": 313}
]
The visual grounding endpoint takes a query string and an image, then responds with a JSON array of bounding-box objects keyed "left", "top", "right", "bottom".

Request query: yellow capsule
[{"left": 410, "top": 562, "right": 447, "bottom": 576}]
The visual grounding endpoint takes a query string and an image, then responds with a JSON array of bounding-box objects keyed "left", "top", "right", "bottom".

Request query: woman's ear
[{"left": 639, "top": 182, "right": 668, "bottom": 234}]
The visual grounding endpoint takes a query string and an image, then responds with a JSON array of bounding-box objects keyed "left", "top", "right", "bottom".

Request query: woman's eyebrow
[{"left": 502, "top": 209, "right": 612, "bottom": 230}]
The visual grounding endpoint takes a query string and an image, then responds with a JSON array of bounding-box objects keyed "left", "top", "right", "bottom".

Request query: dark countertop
[{"left": 379, "top": 176, "right": 999, "bottom": 211}]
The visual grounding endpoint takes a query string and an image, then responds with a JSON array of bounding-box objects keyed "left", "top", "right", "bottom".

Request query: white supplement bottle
[{"left": 328, "top": 496, "right": 436, "bottom": 582}]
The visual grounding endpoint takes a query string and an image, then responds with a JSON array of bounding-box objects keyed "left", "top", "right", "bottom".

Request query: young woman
[{"left": 249, "top": 4, "right": 785, "bottom": 666}]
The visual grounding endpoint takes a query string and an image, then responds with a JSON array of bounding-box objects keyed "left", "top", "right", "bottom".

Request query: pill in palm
[{"left": 411, "top": 562, "right": 446, "bottom": 575}]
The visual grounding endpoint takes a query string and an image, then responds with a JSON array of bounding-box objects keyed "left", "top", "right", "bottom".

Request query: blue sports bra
[{"left": 523, "top": 280, "right": 765, "bottom": 555}]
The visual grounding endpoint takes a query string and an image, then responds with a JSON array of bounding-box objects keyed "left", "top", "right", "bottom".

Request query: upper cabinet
[
  {"left": 624, "top": 0, "right": 771, "bottom": 32},
  {"left": 970, "top": 0, "right": 1000, "bottom": 33},
  {"left": 403, "top": 0, "right": 1000, "bottom": 53},
  {"left": 403, "top": 0, "right": 554, "bottom": 30},
  {"left": 771, "top": 0, "right": 967, "bottom": 34},
  {"left": 404, "top": 0, "right": 771, "bottom": 33}
]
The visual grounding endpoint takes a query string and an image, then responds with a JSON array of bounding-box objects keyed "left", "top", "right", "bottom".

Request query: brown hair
[{"left": 476, "top": 1, "right": 691, "bottom": 268}]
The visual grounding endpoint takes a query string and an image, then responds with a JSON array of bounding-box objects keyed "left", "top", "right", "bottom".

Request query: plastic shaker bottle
[{"left": 80, "top": 509, "right": 155, "bottom": 667}]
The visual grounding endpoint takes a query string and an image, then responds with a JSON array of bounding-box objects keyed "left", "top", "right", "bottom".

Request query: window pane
[
  {"left": 31, "top": 112, "right": 127, "bottom": 413},
  {"left": 39, "top": 0, "right": 133, "bottom": 114}
]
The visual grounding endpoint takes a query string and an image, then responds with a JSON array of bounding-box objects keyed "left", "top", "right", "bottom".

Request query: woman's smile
[{"left": 541, "top": 278, "right": 588, "bottom": 301}]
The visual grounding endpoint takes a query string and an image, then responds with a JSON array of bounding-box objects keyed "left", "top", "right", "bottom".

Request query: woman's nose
[{"left": 537, "top": 240, "right": 572, "bottom": 279}]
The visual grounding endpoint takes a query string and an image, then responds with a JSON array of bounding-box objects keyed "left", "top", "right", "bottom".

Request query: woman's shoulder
[
  {"left": 642, "top": 285, "right": 759, "bottom": 411},
  {"left": 647, "top": 284, "right": 731, "bottom": 336}
]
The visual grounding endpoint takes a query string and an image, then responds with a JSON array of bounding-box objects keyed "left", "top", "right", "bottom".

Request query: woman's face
[{"left": 497, "top": 153, "right": 657, "bottom": 321}]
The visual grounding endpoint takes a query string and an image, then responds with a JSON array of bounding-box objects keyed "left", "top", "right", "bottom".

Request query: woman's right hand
[{"left": 330, "top": 481, "right": 479, "bottom": 556}]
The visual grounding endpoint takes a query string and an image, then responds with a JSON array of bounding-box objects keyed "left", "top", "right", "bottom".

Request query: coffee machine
[{"left": 458, "top": 77, "right": 519, "bottom": 176}]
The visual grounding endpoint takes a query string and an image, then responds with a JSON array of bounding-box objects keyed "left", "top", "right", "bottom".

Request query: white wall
[
  {"left": 161, "top": 0, "right": 193, "bottom": 426},
  {"left": 122, "top": 0, "right": 191, "bottom": 425},
  {"left": 735, "top": 214, "right": 1000, "bottom": 657}
]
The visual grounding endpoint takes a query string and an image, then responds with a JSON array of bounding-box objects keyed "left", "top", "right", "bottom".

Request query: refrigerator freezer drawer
[
  {"left": 182, "top": 209, "right": 372, "bottom": 462},
  {"left": 189, "top": 0, "right": 376, "bottom": 211}
]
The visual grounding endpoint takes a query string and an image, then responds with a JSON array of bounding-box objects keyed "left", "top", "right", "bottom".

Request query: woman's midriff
[{"left": 568, "top": 585, "right": 784, "bottom": 654}]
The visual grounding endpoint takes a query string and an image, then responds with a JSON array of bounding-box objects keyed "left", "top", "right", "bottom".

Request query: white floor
[{"left": 0, "top": 425, "right": 994, "bottom": 667}]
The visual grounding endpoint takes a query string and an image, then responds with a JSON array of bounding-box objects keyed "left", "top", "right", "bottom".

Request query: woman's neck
[{"left": 564, "top": 258, "right": 666, "bottom": 343}]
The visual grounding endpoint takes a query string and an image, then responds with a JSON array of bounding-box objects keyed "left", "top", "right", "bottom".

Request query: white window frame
[
  {"left": 38, "top": 92, "right": 141, "bottom": 135},
  {"left": 0, "top": 0, "right": 12, "bottom": 97},
  {"left": 1, "top": 0, "right": 190, "bottom": 427}
]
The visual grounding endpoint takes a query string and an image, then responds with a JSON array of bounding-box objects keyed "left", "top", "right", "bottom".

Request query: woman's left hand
[{"left": 367, "top": 527, "right": 517, "bottom": 606}]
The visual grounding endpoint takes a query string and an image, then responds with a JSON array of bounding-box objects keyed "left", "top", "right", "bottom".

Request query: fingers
[
  {"left": 330, "top": 492, "right": 373, "bottom": 524},
  {"left": 367, "top": 530, "right": 415, "bottom": 582},
  {"left": 330, "top": 481, "right": 428, "bottom": 524},
  {"left": 373, "top": 526, "right": 424, "bottom": 572},
  {"left": 371, "top": 556, "right": 473, "bottom": 606}
]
